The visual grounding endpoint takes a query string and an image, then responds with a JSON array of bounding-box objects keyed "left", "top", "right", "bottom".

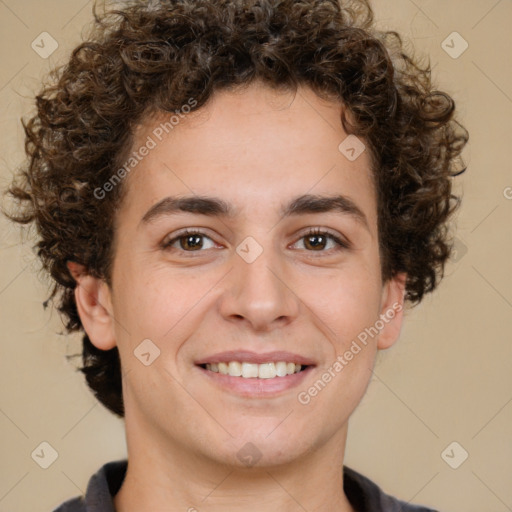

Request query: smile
[{"left": 201, "top": 361, "right": 306, "bottom": 379}]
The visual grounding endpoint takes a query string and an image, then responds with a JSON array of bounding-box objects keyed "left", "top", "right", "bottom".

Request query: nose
[{"left": 218, "top": 244, "right": 300, "bottom": 333}]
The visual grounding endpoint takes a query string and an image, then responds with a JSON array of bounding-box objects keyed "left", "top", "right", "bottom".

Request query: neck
[{"left": 114, "top": 420, "right": 356, "bottom": 512}]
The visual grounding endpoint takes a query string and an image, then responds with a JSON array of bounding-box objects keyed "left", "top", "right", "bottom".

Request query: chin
[{"left": 222, "top": 431, "right": 314, "bottom": 469}]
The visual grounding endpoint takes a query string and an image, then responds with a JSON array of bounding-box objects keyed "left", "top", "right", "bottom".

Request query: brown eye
[
  {"left": 163, "top": 230, "right": 217, "bottom": 252},
  {"left": 292, "top": 229, "right": 349, "bottom": 252},
  {"left": 304, "top": 233, "right": 328, "bottom": 251},
  {"left": 179, "top": 233, "right": 204, "bottom": 251}
]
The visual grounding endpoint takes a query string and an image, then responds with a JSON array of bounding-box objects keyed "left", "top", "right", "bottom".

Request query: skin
[{"left": 68, "top": 80, "right": 406, "bottom": 512}]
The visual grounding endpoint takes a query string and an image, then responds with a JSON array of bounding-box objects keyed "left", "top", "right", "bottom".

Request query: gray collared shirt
[{"left": 51, "top": 459, "right": 440, "bottom": 511}]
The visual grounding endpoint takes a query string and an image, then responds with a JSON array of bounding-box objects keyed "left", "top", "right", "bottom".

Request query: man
[{"left": 5, "top": 0, "right": 468, "bottom": 510}]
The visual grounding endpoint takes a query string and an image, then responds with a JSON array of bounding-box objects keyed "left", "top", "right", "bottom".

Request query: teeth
[
  {"left": 276, "top": 361, "right": 288, "bottom": 377},
  {"left": 228, "top": 361, "right": 242, "bottom": 376},
  {"left": 205, "top": 361, "right": 304, "bottom": 378},
  {"left": 258, "top": 363, "right": 276, "bottom": 379},
  {"left": 241, "top": 362, "right": 259, "bottom": 378}
]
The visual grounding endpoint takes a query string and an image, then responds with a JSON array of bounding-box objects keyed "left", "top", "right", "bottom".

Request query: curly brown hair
[{"left": 3, "top": 0, "right": 468, "bottom": 418}]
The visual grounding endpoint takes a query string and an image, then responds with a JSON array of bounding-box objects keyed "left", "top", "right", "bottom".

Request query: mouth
[
  {"left": 194, "top": 351, "right": 316, "bottom": 397},
  {"left": 198, "top": 361, "right": 310, "bottom": 379}
]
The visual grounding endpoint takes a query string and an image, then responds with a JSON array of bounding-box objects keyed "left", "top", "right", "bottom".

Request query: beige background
[{"left": 1, "top": 1, "right": 511, "bottom": 511}]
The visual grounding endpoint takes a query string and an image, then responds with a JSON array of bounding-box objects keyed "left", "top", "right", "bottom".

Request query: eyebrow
[{"left": 139, "top": 193, "right": 370, "bottom": 231}]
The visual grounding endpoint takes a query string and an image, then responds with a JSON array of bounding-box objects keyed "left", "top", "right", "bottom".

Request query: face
[{"left": 76, "top": 81, "right": 405, "bottom": 469}]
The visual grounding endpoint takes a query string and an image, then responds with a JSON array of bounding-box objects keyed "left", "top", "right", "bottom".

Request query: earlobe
[
  {"left": 67, "top": 261, "right": 117, "bottom": 351},
  {"left": 376, "top": 272, "right": 407, "bottom": 350}
]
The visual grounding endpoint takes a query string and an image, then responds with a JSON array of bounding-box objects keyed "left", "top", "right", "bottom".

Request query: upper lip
[{"left": 195, "top": 350, "right": 316, "bottom": 366}]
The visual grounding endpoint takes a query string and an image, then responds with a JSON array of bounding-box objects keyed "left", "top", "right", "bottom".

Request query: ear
[
  {"left": 376, "top": 272, "right": 407, "bottom": 350},
  {"left": 67, "top": 261, "right": 117, "bottom": 350}
]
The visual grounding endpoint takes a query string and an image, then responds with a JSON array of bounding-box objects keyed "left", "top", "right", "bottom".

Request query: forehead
[{"left": 118, "top": 82, "right": 377, "bottom": 226}]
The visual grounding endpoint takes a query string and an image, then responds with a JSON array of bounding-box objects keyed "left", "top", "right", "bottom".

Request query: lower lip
[{"left": 196, "top": 365, "right": 314, "bottom": 397}]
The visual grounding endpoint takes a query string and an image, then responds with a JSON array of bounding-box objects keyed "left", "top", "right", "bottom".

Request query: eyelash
[{"left": 161, "top": 228, "right": 350, "bottom": 254}]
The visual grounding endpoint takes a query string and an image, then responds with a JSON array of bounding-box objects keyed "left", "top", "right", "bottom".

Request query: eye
[
  {"left": 292, "top": 228, "right": 350, "bottom": 252},
  {"left": 162, "top": 229, "right": 218, "bottom": 252},
  {"left": 161, "top": 228, "right": 350, "bottom": 254}
]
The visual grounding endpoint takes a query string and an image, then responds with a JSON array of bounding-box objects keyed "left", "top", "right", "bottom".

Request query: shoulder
[
  {"left": 343, "top": 465, "right": 440, "bottom": 512},
  {"left": 50, "top": 459, "right": 127, "bottom": 512},
  {"left": 51, "top": 496, "right": 86, "bottom": 512}
]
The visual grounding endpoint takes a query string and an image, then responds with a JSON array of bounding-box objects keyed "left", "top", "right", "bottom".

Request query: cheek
[
  {"left": 303, "top": 277, "right": 381, "bottom": 409},
  {"left": 112, "top": 264, "right": 220, "bottom": 347},
  {"left": 298, "top": 265, "right": 382, "bottom": 347},
  {"left": 111, "top": 268, "right": 170, "bottom": 339}
]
